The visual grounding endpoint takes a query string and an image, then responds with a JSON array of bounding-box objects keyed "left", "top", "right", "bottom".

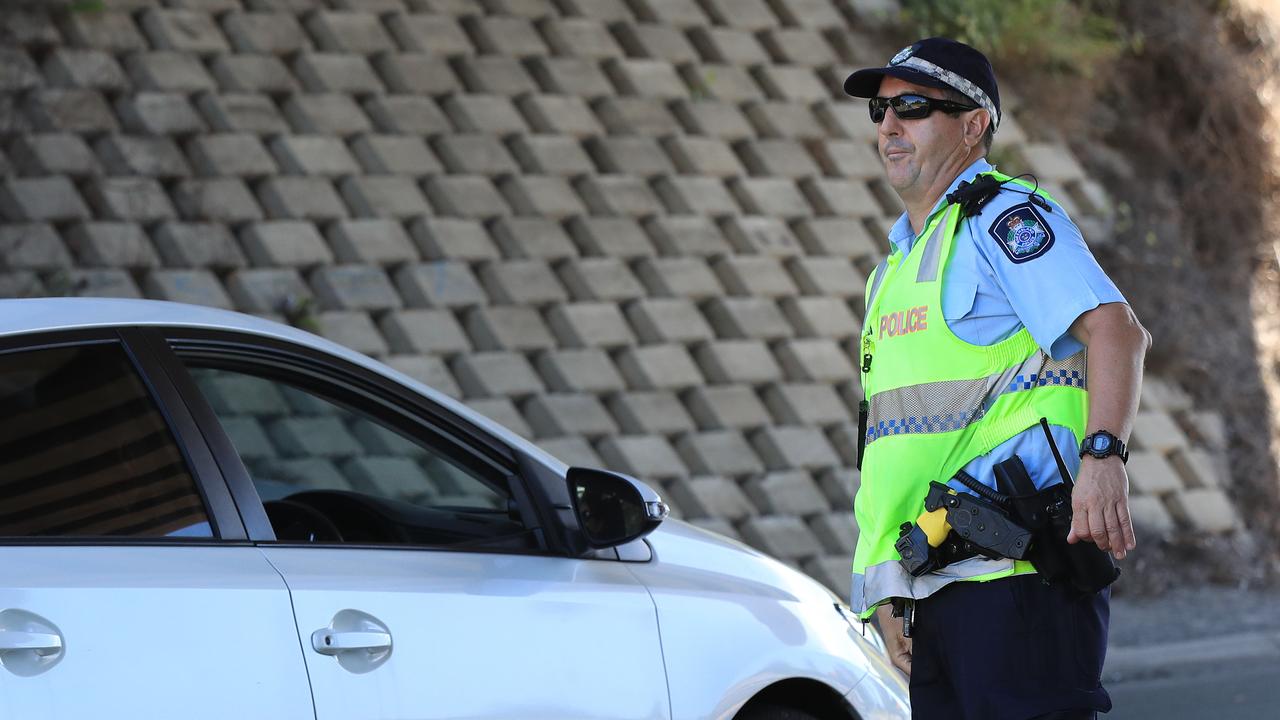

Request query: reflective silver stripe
[
  {"left": 865, "top": 350, "right": 1086, "bottom": 446},
  {"left": 865, "top": 258, "right": 889, "bottom": 312},
  {"left": 895, "top": 56, "right": 1000, "bottom": 130},
  {"left": 915, "top": 207, "right": 952, "bottom": 283},
  {"left": 851, "top": 557, "right": 1016, "bottom": 615}
]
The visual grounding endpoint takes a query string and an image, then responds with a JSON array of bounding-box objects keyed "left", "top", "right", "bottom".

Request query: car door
[
  {"left": 0, "top": 330, "right": 313, "bottom": 719},
  {"left": 160, "top": 329, "right": 671, "bottom": 720}
]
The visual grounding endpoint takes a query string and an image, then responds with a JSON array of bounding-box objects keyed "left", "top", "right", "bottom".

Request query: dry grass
[{"left": 1055, "top": 0, "right": 1280, "bottom": 587}]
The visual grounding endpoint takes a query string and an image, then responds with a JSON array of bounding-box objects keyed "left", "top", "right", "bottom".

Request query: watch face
[{"left": 1091, "top": 435, "right": 1112, "bottom": 452}]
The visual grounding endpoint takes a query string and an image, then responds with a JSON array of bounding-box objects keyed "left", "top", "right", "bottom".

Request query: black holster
[{"left": 994, "top": 456, "right": 1119, "bottom": 595}]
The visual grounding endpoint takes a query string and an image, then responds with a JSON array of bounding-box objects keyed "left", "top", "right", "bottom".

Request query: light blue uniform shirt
[{"left": 884, "top": 158, "right": 1126, "bottom": 493}]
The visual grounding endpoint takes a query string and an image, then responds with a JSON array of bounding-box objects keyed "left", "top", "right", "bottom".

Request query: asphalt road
[{"left": 1106, "top": 655, "right": 1280, "bottom": 719}]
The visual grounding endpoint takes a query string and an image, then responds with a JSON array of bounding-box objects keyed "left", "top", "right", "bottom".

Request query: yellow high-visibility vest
[{"left": 851, "top": 172, "right": 1088, "bottom": 618}]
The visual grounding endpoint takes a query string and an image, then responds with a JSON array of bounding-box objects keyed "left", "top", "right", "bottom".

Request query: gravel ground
[{"left": 1109, "top": 584, "right": 1280, "bottom": 647}]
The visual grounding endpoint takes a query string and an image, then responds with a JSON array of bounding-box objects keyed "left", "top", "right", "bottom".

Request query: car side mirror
[{"left": 566, "top": 467, "right": 669, "bottom": 550}]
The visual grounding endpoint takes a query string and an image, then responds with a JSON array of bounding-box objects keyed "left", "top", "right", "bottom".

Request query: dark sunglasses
[{"left": 868, "top": 93, "right": 980, "bottom": 123}]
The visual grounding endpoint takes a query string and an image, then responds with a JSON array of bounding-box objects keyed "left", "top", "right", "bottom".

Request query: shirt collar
[{"left": 887, "top": 158, "right": 994, "bottom": 255}]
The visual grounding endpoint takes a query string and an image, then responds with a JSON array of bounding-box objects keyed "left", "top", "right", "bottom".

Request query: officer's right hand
[
  {"left": 1067, "top": 454, "right": 1137, "bottom": 560},
  {"left": 874, "top": 604, "right": 912, "bottom": 677}
]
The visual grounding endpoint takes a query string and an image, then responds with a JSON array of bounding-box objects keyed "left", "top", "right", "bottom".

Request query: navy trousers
[{"left": 908, "top": 574, "right": 1112, "bottom": 720}]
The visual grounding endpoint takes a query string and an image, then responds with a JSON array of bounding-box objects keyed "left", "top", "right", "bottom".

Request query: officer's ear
[{"left": 963, "top": 110, "right": 991, "bottom": 149}]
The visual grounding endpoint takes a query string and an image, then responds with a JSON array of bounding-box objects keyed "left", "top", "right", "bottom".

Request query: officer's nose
[{"left": 879, "top": 107, "right": 903, "bottom": 137}]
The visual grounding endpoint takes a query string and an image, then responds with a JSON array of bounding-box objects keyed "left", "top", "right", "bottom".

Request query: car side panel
[
  {"left": 846, "top": 660, "right": 914, "bottom": 720},
  {"left": 0, "top": 546, "right": 314, "bottom": 719},
  {"left": 627, "top": 522, "right": 892, "bottom": 720},
  {"left": 261, "top": 546, "right": 671, "bottom": 720}
]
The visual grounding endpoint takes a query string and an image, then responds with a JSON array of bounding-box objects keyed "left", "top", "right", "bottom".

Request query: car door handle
[
  {"left": 311, "top": 630, "right": 392, "bottom": 655},
  {"left": 0, "top": 631, "right": 62, "bottom": 654}
]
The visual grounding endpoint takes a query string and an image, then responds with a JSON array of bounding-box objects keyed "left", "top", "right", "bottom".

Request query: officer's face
[{"left": 875, "top": 76, "right": 972, "bottom": 196}]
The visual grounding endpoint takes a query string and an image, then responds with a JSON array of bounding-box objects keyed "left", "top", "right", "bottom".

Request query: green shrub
[{"left": 899, "top": 0, "right": 1128, "bottom": 80}]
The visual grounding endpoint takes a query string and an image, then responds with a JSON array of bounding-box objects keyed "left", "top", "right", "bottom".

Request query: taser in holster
[{"left": 895, "top": 471, "right": 1033, "bottom": 577}]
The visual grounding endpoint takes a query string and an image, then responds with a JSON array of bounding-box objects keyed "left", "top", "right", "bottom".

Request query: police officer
[{"left": 843, "top": 38, "right": 1152, "bottom": 719}]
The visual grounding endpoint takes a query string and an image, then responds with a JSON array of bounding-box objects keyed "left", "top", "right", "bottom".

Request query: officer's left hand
[{"left": 1066, "top": 455, "right": 1136, "bottom": 560}]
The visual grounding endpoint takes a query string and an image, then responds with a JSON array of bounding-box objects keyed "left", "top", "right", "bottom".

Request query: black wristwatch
[{"left": 1079, "top": 430, "right": 1129, "bottom": 464}]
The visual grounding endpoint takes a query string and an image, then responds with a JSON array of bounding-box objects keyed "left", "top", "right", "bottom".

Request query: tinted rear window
[{"left": 0, "top": 343, "right": 211, "bottom": 538}]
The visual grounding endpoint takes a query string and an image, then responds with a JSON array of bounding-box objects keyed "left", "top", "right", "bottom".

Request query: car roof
[{"left": 0, "top": 298, "right": 567, "bottom": 473}]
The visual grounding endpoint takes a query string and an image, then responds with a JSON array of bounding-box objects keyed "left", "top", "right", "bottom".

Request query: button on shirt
[{"left": 884, "top": 158, "right": 1126, "bottom": 491}]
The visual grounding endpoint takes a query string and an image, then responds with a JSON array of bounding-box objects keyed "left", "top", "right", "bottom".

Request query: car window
[
  {"left": 184, "top": 366, "right": 524, "bottom": 547},
  {"left": 0, "top": 342, "right": 212, "bottom": 539}
]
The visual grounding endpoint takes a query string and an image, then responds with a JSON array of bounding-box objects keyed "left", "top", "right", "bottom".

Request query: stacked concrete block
[
  {"left": 328, "top": 219, "right": 418, "bottom": 265},
  {"left": 575, "top": 175, "right": 665, "bottom": 217},
  {"left": 626, "top": 298, "right": 714, "bottom": 344},
  {"left": 558, "top": 258, "right": 645, "bottom": 301},
  {"left": 704, "top": 297, "right": 793, "bottom": 340},
  {"left": 666, "top": 475, "right": 757, "bottom": 520},
  {"left": 315, "top": 311, "right": 389, "bottom": 356},
  {"left": 118, "top": 92, "right": 207, "bottom": 134},
  {"left": 634, "top": 253, "right": 727, "bottom": 295},
  {"left": 652, "top": 175, "right": 738, "bottom": 216},
  {"left": 1117, "top": 379, "right": 1243, "bottom": 537},
  {"left": 464, "top": 305, "right": 555, "bottom": 350},
  {"left": 676, "top": 430, "right": 765, "bottom": 477},
  {"left": 744, "top": 470, "right": 829, "bottom": 516},
  {"left": 696, "top": 27, "right": 772, "bottom": 65},
  {"left": 0, "top": 0, "right": 1239, "bottom": 600},
  {"left": 644, "top": 216, "right": 729, "bottom": 257},
  {"left": 712, "top": 256, "right": 798, "bottom": 297},
  {"left": 396, "top": 261, "right": 487, "bottom": 308},
  {"left": 381, "top": 309, "right": 471, "bottom": 356},
  {"left": 536, "top": 349, "right": 626, "bottom": 393},
  {"left": 739, "top": 515, "right": 824, "bottom": 563},
  {"left": 516, "top": 94, "right": 603, "bottom": 136},
  {"left": 671, "top": 98, "right": 756, "bottom": 139},
  {"left": 597, "top": 435, "right": 689, "bottom": 479},
  {"left": 65, "top": 223, "right": 159, "bottom": 268},
  {"left": 227, "top": 268, "right": 311, "bottom": 314},
  {"left": 509, "top": 136, "right": 595, "bottom": 176},
  {"left": 612, "top": 21, "right": 699, "bottom": 64},
  {"left": 696, "top": 340, "right": 784, "bottom": 384},
  {"left": 363, "top": 96, "right": 451, "bottom": 135},
  {"left": 409, "top": 218, "right": 496, "bottom": 261},
  {"left": 746, "top": 102, "right": 828, "bottom": 140},
  {"left": 546, "top": 302, "right": 634, "bottom": 347},
  {"left": 423, "top": 175, "right": 509, "bottom": 218},
  {"left": 617, "top": 344, "right": 705, "bottom": 390},
  {"left": 685, "top": 385, "right": 773, "bottom": 431},
  {"left": 607, "top": 391, "right": 696, "bottom": 435},
  {"left": 759, "top": 28, "right": 840, "bottom": 66},
  {"left": 567, "top": 217, "right": 654, "bottom": 258},
  {"left": 257, "top": 178, "right": 347, "bottom": 221},
  {"left": 0, "top": 224, "right": 73, "bottom": 270},
  {"left": 170, "top": 177, "right": 258, "bottom": 222},
  {"left": 197, "top": 94, "right": 288, "bottom": 135},
  {"left": 780, "top": 296, "right": 860, "bottom": 338},
  {"left": 478, "top": 260, "right": 568, "bottom": 306},
  {"left": 593, "top": 96, "right": 682, "bottom": 136},
  {"left": 498, "top": 175, "right": 586, "bottom": 218}
]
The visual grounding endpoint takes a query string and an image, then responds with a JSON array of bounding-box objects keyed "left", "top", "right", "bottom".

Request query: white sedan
[{"left": 0, "top": 298, "right": 909, "bottom": 720}]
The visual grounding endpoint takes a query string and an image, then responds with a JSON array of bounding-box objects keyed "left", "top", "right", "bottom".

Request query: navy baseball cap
[{"left": 844, "top": 37, "right": 1001, "bottom": 130}]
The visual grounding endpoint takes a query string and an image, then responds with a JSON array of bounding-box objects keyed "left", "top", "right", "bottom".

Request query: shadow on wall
[{"left": 1078, "top": 0, "right": 1280, "bottom": 582}]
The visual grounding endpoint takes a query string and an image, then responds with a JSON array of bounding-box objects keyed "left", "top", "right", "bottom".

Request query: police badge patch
[
  {"left": 988, "top": 202, "right": 1055, "bottom": 264},
  {"left": 890, "top": 44, "right": 916, "bottom": 65}
]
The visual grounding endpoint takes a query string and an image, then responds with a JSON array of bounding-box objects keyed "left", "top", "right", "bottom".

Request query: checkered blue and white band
[
  {"left": 892, "top": 55, "right": 1001, "bottom": 130},
  {"left": 863, "top": 350, "right": 1085, "bottom": 446}
]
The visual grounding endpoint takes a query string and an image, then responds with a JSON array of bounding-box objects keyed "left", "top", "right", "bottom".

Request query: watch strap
[{"left": 1079, "top": 430, "right": 1129, "bottom": 463}]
